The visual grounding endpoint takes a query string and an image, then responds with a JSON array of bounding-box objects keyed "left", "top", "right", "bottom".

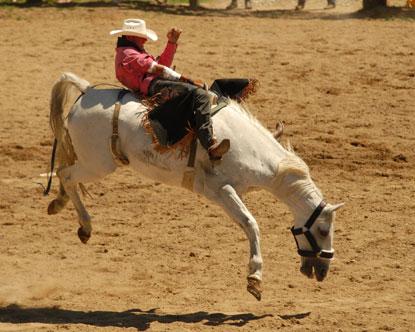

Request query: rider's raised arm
[
  {"left": 158, "top": 27, "right": 181, "bottom": 68},
  {"left": 157, "top": 41, "right": 177, "bottom": 68}
]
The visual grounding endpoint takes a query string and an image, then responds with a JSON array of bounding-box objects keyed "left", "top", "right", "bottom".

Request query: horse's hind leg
[
  {"left": 57, "top": 163, "right": 104, "bottom": 244},
  {"left": 47, "top": 182, "right": 69, "bottom": 215}
]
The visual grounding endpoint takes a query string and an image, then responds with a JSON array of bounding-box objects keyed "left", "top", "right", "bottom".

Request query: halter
[{"left": 291, "top": 201, "right": 334, "bottom": 259}]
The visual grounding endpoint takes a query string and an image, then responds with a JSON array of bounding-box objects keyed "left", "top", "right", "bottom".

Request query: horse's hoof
[
  {"left": 247, "top": 277, "right": 262, "bottom": 301},
  {"left": 77, "top": 227, "right": 91, "bottom": 244},
  {"left": 47, "top": 199, "right": 63, "bottom": 215}
]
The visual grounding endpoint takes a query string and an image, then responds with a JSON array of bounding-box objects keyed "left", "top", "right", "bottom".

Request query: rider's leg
[
  {"left": 210, "top": 79, "right": 249, "bottom": 98},
  {"left": 149, "top": 79, "right": 230, "bottom": 160},
  {"left": 148, "top": 78, "right": 191, "bottom": 98},
  {"left": 191, "top": 87, "right": 230, "bottom": 160}
]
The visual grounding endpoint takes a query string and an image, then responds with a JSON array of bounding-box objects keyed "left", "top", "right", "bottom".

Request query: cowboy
[{"left": 110, "top": 18, "right": 230, "bottom": 161}]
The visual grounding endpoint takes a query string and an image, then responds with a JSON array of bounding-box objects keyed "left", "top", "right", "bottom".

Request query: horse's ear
[
  {"left": 273, "top": 121, "right": 284, "bottom": 141},
  {"left": 328, "top": 203, "right": 345, "bottom": 212}
]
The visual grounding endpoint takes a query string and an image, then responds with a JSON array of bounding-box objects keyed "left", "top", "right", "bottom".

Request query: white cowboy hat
[{"left": 110, "top": 19, "right": 158, "bottom": 42}]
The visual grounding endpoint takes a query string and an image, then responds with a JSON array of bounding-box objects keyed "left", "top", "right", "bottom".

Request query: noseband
[{"left": 291, "top": 201, "right": 334, "bottom": 259}]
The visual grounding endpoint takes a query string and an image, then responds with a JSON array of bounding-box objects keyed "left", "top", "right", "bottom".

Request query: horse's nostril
[
  {"left": 314, "top": 264, "right": 329, "bottom": 281},
  {"left": 300, "top": 259, "right": 315, "bottom": 279},
  {"left": 318, "top": 227, "right": 329, "bottom": 237},
  {"left": 300, "top": 265, "right": 314, "bottom": 278}
]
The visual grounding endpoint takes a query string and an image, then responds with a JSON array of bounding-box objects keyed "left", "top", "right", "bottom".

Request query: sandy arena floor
[{"left": 0, "top": 2, "right": 414, "bottom": 331}]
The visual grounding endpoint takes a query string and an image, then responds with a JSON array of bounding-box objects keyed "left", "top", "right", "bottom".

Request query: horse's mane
[
  {"left": 228, "top": 99, "right": 325, "bottom": 199},
  {"left": 227, "top": 100, "right": 320, "bottom": 195},
  {"left": 275, "top": 151, "right": 323, "bottom": 199},
  {"left": 227, "top": 100, "right": 282, "bottom": 144},
  {"left": 228, "top": 100, "right": 301, "bottom": 160},
  {"left": 277, "top": 150, "right": 310, "bottom": 179}
]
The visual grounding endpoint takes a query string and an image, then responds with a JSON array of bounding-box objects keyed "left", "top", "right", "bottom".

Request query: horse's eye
[{"left": 318, "top": 227, "right": 329, "bottom": 237}]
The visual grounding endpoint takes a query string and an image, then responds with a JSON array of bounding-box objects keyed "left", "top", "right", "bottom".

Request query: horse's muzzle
[
  {"left": 300, "top": 257, "right": 331, "bottom": 281},
  {"left": 314, "top": 259, "right": 330, "bottom": 281},
  {"left": 300, "top": 257, "right": 315, "bottom": 279}
]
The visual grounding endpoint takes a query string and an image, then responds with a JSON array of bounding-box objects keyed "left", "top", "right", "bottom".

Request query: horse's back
[
  {"left": 67, "top": 88, "right": 150, "bottom": 175},
  {"left": 67, "top": 88, "right": 191, "bottom": 185}
]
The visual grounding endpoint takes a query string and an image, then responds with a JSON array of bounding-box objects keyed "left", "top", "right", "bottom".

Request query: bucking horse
[{"left": 46, "top": 72, "right": 344, "bottom": 301}]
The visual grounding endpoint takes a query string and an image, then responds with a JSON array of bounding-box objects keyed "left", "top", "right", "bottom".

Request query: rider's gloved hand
[
  {"left": 180, "top": 75, "right": 207, "bottom": 89},
  {"left": 167, "top": 27, "right": 182, "bottom": 44},
  {"left": 192, "top": 79, "right": 207, "bottom": 89}
]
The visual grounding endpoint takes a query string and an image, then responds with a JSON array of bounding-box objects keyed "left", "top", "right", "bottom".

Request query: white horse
[{"left": 47, "top": 72, "right": 344, "bottom": 301}]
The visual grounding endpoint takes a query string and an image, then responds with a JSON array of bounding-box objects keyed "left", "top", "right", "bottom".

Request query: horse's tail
[
  {"left": 49, "top": 72, "right": 90, "bottom": 168},
  {"left": 43, "top": 73, "right": 90, "bottom": 196}
]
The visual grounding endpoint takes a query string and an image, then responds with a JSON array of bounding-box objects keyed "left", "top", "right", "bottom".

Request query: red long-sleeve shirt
[{"left": 115, "top": 41, "right": 177, "bottom": 95}]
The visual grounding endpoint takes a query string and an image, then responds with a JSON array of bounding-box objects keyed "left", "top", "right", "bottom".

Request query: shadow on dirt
[
  {"left": 0, "top": 305, "right": 273, "bottom": 330},
  {"left": 1, "top": 0, "right": 414, "bottom": 20},
  {"left": 278, "top": 311, "right": 311, "bottom": 320}
]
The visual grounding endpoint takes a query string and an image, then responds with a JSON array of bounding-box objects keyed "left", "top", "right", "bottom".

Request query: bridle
[{"left": 291, "top": 201, "right": 334, "bottom": 259}]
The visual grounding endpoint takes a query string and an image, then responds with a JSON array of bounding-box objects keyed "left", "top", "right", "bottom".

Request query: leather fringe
[
  {"left": 141, "top": 109, "right": 196, "bottom": 159},
  {"left": 240, "top": 78, "right": 259, "bottom": 101}
]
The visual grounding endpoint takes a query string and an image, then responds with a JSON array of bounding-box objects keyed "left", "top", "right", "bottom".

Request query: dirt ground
[{"left": 0, "top": 1, "right": 414, "bottom": 331}]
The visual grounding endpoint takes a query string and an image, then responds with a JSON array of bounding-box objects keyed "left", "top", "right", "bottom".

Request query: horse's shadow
[{"left": 0, "top": 305, "right": 273, "bottom": 331}]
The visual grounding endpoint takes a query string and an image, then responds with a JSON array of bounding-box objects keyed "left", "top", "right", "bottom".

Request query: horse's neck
[{"left": 275, "top": 172, "right": 323, "bottom": 225}]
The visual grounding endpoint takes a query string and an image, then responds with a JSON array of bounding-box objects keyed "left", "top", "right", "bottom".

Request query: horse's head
[
  {"left": 292, "top": 202, "right": 344, "bottom": 281},
  {"left": 271, "top": 137, "right": 345, "bottom": 283}
]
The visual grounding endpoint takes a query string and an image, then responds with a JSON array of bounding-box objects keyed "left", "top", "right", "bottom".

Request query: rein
[{"left": 291, "top": 201, "right": 334, "bottom": 259}]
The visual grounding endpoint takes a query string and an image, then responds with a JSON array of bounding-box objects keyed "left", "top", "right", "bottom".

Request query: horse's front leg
[{"left": 214, "top": 184, "right": 263, "bottom": 301}]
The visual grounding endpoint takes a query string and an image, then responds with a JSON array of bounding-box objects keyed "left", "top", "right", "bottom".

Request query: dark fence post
[{"left": 189, "top": 0, "right": 200, "bottom": 9}]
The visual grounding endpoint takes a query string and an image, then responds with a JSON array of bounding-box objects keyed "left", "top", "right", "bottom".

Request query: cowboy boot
[{"left": 208, "top": 139, "right": 230, "bottom": 161}]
